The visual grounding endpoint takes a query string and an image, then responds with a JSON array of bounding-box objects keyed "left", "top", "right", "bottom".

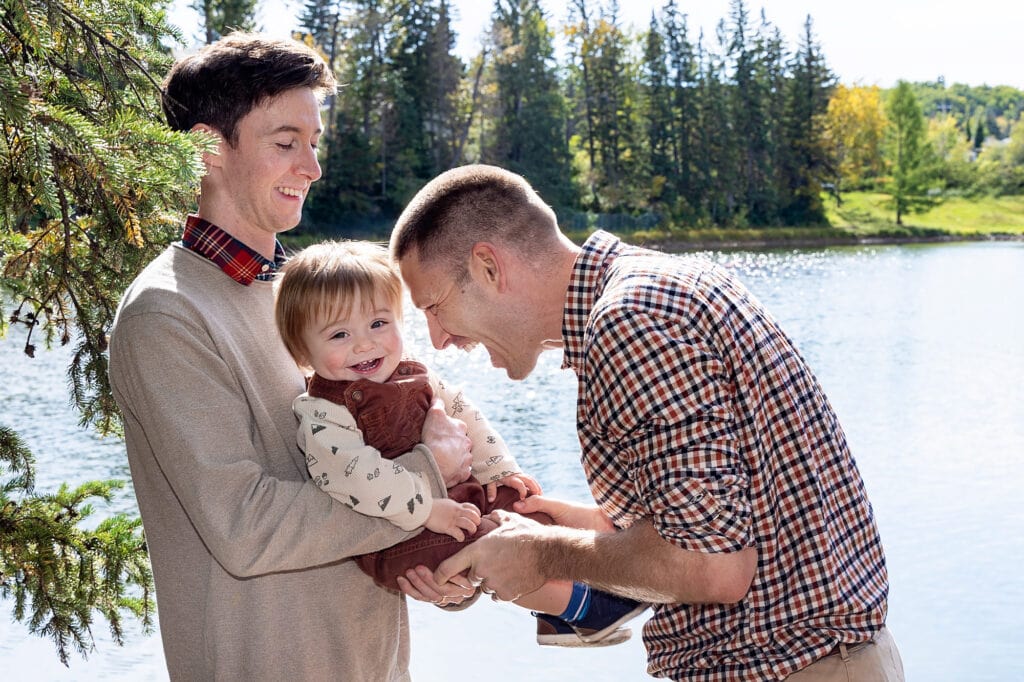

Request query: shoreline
[
  {"left": 633, "top": 230, "right": 1024, "bottom": 252},
  {"left": 283, "top": 226, "right": 1024, "bottom": 254}
]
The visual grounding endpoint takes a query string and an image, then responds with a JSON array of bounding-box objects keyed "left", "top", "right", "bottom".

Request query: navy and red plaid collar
[{"left": 181, "top": 215, "right": 286, "bottom": 285}]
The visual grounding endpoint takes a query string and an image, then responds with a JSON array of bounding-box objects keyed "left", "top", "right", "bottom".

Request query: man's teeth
[{"left": 278, "top": 187, "right": 303, "bottom": 197}]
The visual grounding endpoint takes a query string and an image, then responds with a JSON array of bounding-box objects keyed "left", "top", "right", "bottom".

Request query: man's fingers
[
  {"left": 398, "top": 567, "right": 441, "bottom": 602},
  {"left": 435, "top": 548, "right": 476, "bottom": 586},
  {"left": 487, "top": 509, "right": 515, "bottom": 525},
  {"left": 395, "top": 575, "right": 423, "bottom": 600},
  {"left": 513, "top": 495, "right": 542, "bottom": 514}
]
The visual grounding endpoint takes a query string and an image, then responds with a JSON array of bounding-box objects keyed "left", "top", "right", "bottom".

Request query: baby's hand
[
  {"left": 424, "top": 498, "right": 481, "bottom": 541},
  {"left": 484, "top": 472, "right": 542, "bottom": 503}
]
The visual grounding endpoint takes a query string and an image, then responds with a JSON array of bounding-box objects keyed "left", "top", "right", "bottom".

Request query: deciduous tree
[
  {"left": 824, "top": 84, "right": 887, "bottom": 192},
  {"left": 884, "top": 80, "right": 932, "bottom": 224}
]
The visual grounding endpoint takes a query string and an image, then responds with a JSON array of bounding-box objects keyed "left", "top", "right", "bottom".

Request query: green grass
[
  {"left": 613, "top": 192, "right": 1024, "bottom": 250},
  {"left": 824, "top": 192, "right": 1024, "bottom": 235}
]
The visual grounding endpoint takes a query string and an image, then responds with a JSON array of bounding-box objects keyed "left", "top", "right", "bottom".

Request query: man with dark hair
[
  {"left": 390, "top": 164, "right": 904, "bottom": 681},
  {"left": 109, "top": 34, "right": 472, "bottom": 680}
]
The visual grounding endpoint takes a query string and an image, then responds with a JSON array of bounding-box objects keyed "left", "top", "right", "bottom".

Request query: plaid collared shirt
[
  {"left": 562, "top": 231, "right": 888, "bottom": 681},
  {"left": 181, "top": 215, "right": 286, "bottom": 285}
]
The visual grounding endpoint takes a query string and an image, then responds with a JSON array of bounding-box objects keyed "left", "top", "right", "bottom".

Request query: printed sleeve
[
  {"left": 429, "top": 372, "right": 521, "bottom": 483},
  {"left": 586, "top": 302, "right": 752, "bottom": 553},
  {"left": 294, "top": 395, "right": 432, "bottom": 530}
]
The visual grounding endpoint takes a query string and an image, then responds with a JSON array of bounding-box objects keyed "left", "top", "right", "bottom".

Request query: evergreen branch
[
  {"left": 1, "top": 452, "right": 154, "bottom": 667},
  {"left": 53, "top": 2, "right": 166, "bottom": 97}
]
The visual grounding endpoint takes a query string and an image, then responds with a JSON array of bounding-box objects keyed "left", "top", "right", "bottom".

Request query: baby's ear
[{"left": 295, "top": 353, "right": 313, "bottom": 372}]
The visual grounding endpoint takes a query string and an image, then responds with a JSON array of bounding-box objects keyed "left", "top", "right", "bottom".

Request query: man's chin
[{"left": 489, "top": 354, "right": 534, "bottom": 381}]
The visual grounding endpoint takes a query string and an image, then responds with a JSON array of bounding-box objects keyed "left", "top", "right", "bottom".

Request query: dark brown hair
[{"left": 162, "top": 32, "right": 336, "bottom": 146}]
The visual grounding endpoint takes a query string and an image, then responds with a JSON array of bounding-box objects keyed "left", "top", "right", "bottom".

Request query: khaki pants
[{"left": 787, "top": 627, "right": 904, "bottom": 681}]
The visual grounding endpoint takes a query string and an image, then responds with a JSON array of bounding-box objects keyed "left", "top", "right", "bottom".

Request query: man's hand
[
  {"left": 397, "top": 565, "right": 476, "bottom": 609},
  {"left": 433, "top": 510, "right": 552, "bottom": 602},
  {"left": 512, "top": 495, "right": 616, "bottom": 532},
  {"left": 421, "top": 398, "right": 473, "bottom": 487}
]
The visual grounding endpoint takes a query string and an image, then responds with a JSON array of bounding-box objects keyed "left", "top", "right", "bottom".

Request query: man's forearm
[{"left": 541, "top": 518, "right": 757, "bottom": 604}]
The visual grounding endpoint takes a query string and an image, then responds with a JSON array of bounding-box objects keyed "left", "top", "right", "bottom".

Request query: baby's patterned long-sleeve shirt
[{"left": 293, "top": 364, "right": 520, "bottom": 530}]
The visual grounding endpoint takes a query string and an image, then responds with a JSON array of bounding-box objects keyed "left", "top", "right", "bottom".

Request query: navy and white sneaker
[
  {"left": 535, "top": 612, "right": 632, "bottom": 647},
  {"left": 535, "top": 592, "right": 649, "bottom": 647}
]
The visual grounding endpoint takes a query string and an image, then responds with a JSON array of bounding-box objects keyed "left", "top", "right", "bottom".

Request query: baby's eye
[
  {"left": 331, "top": 330, "right": 349, "bottom": 340},
  {"left": 370, "top": 319, "right": 388, "bottom": 329}
]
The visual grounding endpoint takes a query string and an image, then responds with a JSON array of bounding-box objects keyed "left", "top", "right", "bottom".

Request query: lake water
[{"left": 1, "top": 241, "right": 1022, "bottom": 681}]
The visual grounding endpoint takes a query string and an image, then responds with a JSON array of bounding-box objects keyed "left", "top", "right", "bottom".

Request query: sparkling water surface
[{"left": 1, "top": 241, "right": 1021, "bottom": 680}]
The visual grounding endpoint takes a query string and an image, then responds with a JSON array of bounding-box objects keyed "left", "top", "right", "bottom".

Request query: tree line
[{"left": 292, "top": 0, "right": 1024, "bottom": 234}]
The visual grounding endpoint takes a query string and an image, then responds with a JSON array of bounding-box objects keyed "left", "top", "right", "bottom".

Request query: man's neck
[
  {"left": 194, "top": 208, "right": 279, "bottom": 260},
  {"left": 534, "top": 239, "right": 580, "bottom": 347}
]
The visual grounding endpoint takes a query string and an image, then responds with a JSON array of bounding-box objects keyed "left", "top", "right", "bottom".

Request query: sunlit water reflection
[{"left": 1, "top": 241, "right": 1021, "bottom": 680}]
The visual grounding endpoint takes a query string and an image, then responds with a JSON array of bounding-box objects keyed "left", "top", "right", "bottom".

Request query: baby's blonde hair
[{"left": 274, "top": 241, "right": 403, "bottom": 364}]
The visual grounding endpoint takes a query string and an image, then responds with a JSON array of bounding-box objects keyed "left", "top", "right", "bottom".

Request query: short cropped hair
[
  {"left": 162, "top": 32, "right": 336, "bottom": 146},
  {"left": 390, "top": 164, "right": 559, "bottom": 280},
  {"left": 274, "top": 241, "right": 403, "bottom": 365}
]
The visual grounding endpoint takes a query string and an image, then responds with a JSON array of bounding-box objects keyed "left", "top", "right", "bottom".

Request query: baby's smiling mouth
[{"left": 350, "top": 358, "right": 382, "bottom": 373}]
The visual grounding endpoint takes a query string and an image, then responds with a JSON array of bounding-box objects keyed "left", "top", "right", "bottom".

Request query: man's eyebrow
[{"left": 266, "top": 124, "right": 323, "bottom": 135}]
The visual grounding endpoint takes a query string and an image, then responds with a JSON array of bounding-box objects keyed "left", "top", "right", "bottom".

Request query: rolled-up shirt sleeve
[{"left": 582, "top": 301, "right": 752, "bottom": 554}]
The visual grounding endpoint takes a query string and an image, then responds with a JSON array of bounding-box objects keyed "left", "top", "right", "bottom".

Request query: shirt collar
[
  {"left": 561, "top": 230, "right": 624, "bottom": 372},
  {"left": 181, "top": 215, "right": 286, "bottom": 286}
]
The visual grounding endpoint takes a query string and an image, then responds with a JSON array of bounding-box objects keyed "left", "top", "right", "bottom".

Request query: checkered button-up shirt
[{"left": 562, "top": 231, "right": 888, "bottom": 681}]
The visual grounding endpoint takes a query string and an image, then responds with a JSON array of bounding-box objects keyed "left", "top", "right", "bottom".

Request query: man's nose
[{"left": 426, "top": 314, "right": 451, "bottom": 350}]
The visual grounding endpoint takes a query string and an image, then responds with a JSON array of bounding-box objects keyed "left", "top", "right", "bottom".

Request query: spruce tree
[
  {"left": 2, "top": 0, "right": 205, "bottom": 664},
  {"left": 192, "top": 0, "right": 258, "bottom": 44},
  {"left": 661, "top": 0, "right": 698, "bottom": 219},
  {"left": 779, "top": 15, "right": 835, "bottom": 225},
  {"left": 973, "top": 114, "right": 986, "bottom": 150},
  {"left": 639, "top": 10, "right": 675, "bottom": 213},
  {"left": 487, "top": 0, "right": 575, "bottom": 209}
]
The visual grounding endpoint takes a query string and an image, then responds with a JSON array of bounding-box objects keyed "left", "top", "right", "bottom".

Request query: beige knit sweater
[{"left": 109, "top": 244, "right": 445, "bottom": 681}]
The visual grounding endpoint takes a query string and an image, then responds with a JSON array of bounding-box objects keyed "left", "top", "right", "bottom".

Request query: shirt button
[{"left": 260, "top": 264, "right": 270, "bottom": 272}]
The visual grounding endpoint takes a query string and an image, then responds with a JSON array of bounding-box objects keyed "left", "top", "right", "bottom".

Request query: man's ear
[
  {"left": 191, "top": 123, "right": 225, "bottom": 169},
  {"left": 469, "top": 243, "right": 505, "bottom": 292}
]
